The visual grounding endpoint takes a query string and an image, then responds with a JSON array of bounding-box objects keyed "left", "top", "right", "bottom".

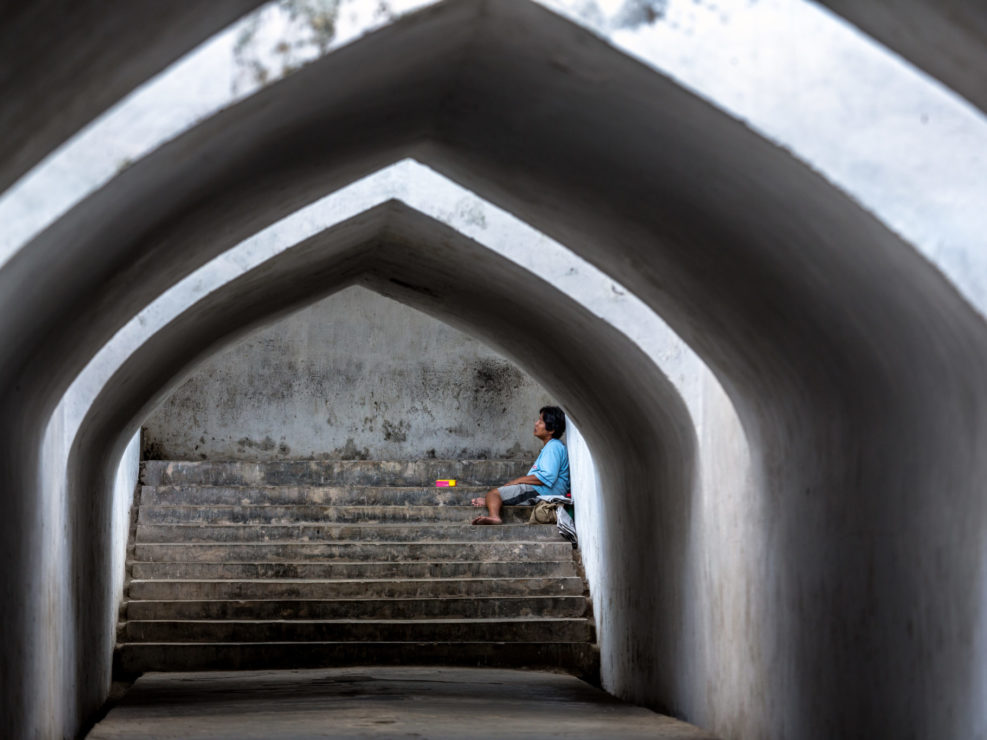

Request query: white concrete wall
[
  {"left": 569, "top": 361, "right": 758, "bottom": 733},
  {"left": 142, "top": 287, "right": 550, "bottom": 461},
  {"left": 111, "top": 434, "right": 140, "bottom": 617},
  {"left": 32, "top": 398, "right": 139, "bottom": 739}
]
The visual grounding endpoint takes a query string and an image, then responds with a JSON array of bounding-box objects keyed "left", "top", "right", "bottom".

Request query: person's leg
[
  {"left": 471, "top": 488, "right": 503, "bottom": 525},
  {"left": 471, "top": 487, "right": 497, "bottom": 507},
  {"left": 471, "top": 484, "right": 536, "bottom": 525}
]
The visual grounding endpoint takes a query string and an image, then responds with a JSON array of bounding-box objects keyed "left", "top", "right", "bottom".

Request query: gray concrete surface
[
  {"left": 120, "top": 457, "right": 595, "bottom": 678},
  {"left": 0, "top": 0, "right": 262, "bottom": 194},
  {"left": 86, "top": 667, "right": 717, "bottom": 739},
  {"left": 3, "top": 2, "right": 987, "bottom": 739},
  {"left": 143, "top": 287, "right": 549, "bottom": 461}
]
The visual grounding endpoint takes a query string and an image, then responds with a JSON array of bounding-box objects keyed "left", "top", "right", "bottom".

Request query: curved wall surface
[
  {"left": 68, "top": 202, "right": 697, "bottom": 740},
  {"left": 2, "top": 2, "right": 987, "bottom": 739}
]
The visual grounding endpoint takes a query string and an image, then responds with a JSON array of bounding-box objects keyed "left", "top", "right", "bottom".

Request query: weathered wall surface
[{"left": 142, "top": 286, "right": 550, "bottom": 461}]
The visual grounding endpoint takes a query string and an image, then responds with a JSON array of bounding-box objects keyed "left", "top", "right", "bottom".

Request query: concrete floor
[{"left": 87, "top": 667, "right": 717, "bottom": 739}]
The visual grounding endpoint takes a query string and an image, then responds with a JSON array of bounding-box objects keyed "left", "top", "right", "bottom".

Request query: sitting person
[{"left": 471, "top": 406, "right": 570, "bottom": 525}]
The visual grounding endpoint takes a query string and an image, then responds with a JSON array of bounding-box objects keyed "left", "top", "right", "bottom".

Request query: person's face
[{"left": 534, "top": 413, "right": 550, "bottom": 439}]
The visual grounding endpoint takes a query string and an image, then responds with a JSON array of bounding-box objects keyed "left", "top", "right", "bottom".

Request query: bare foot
[
  {"left": 471, "top": 497, "right": 486, "bottom": 506},
  {"left": 471, "top": 516, "right": 502, "bottom": 525}
]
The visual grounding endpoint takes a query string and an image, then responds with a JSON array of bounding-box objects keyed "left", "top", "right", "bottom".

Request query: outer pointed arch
[{"left": 68, "top": 198, "right": 697, "bottom": 700}]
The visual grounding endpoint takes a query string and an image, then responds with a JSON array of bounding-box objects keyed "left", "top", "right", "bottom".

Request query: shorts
[{"left": 497, "top": 484, "right": 541, "bottom": 506}]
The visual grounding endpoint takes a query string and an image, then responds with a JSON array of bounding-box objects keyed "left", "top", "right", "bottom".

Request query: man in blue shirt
[{"left": 471, "top": 406, "right": 570, "bottom": 525}]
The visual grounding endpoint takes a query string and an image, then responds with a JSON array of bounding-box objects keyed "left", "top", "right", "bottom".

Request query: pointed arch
[
  {"left": 3, "top": 1, "right": 987, "bottom": 738},
  {"left": 67, "top": 199, "right": 697, "bottom": 725}
]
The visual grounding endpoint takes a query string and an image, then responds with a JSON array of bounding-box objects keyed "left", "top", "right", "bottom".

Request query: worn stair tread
[
  {"left": 134, "top": 540, "right": 569, "bottom": 549},
  {"left": 129, "top": 560, "right": 577, "bottom": 581},
  {"left": 130, "top": 576, "right": 582, "bottom": 587},
  {"left": 137, "top": 504, "right": 537, "bottom": 524},
  {"left": 132, "top": 548, "right": 574, "bottom": 565},
  {"left": 142, "top": 485, "right": 491, "bottom": 492},
  {"left": 135, "top": 523, "right": 563, "bottom": 544},
  {"left": 128, "top": 577, "right": 586, "bottom": 600},
  {"left": 141, "top": 460, "right": 532, "bottom": 487},
  {"left": 113, "top": 641, "right": 599, "bottom": 679},
  {"left": 136, "top": 537, "right": 564, "bottom": 544},
  {"left": 129, "top": 583, "right": 584, "bottom": 603},
  {"left": 134, "top": 541, "right": 568, "bottom": 552},
  {"left": 120, "top": 618, "right": 594, "bottom": 645},
  {"left": 133, "top": 548, "right": 574, "bottom": 566},
  {"left": 124, "top": 595, "right": 589, "bottom": 620},
  {"left": 134, "top": 524, "right": 556, "bottom": 531},
  {"left": 129, "top": 575, "right": 578, "bottom": 582},
  {"left": 124, "top": 616, "right": 589, "bottom": 624},
  {"left": 118, "top": 639, "right": 594, "bottom": 645},
  {"left": 126, "top": 595, "right": 586, "bottom": 603},
  {"left": 133, "top": 541, "right": 574, "bottom": 564},
  {"left": 140, "top": 487, "right": 486, "bottom": 508}
]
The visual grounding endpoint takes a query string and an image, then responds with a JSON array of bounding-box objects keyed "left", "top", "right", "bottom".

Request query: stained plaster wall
[{"left": 142, "top": 286, "right": 550, "bottom": 461}]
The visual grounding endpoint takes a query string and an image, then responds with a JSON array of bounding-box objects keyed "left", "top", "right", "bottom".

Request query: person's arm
[{"left": 504, "top": 474, "right": 544, "bottom": 487}]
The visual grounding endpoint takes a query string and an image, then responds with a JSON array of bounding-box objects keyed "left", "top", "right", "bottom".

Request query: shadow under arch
[
  {"left": 68, "top": 198, "right": 698, "bottom": 711},
  {"left": 3, "top": 1, "right": 987, "bottom": 738}
]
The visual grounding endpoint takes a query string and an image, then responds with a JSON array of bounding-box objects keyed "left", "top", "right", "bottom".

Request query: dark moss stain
[
  {"left": 332, "top": 438, "right": 370, "bottom": 460},
  {"left": 503, "top": 442, "right": 525, "bottom": 458},
  {"left": 382, "top": 419, "right": 409, "bottom": 443},
  {"left": 236, "top": 436, "right": 278, "bottom": 451},
  {"left": 142, "top": 439, "right": 168, "bottom": 460},
  {"left": 472, "top": 359, "right": 525, "bottom": 399}
]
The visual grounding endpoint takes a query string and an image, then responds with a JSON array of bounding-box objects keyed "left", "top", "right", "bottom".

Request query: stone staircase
[{"left": 114, "top": 460, "right": 597, "bottom": 680}]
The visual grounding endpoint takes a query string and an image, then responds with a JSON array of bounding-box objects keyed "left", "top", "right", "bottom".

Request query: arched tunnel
[{"left": 2, "top": 1, "right": 986, "bottom": 738}]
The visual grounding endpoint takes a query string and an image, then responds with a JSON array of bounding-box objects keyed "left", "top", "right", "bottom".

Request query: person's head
[{"left": 536, "top": 406, "right": 566, "bottom": 440}]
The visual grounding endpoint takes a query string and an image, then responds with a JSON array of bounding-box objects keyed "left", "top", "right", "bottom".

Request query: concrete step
[
  {"left": 142, "top": 459, "right": 529, "bottom": 487},
  {"left": 134, "top": 540, "right": 575, "bottom": 562},
  {"left": 125, "top": 595, "right": 589, "bottom": 621},
  {"left": 135, "top": 522, "right": 562, "bottom": 543},
  {"left": 130, "top": 558, "right": 578, "bottom": 580},
  {"left": 121, "top": 617, "right": 594, "bottom": 644},
  {"left": 138, "top": 504, "right": 534, "bottom": 525},
  {"left": 114, "top": 641, "right": 601, "bottom": 680},
  {"left": 121, "top": 458, "right": 593, "bottom": 682},
  {"left": 140, "top": 485, "right": 483, "bottom": 507},
  {"left": 129, "top": 577, "right": 586, "bottom": 601}
]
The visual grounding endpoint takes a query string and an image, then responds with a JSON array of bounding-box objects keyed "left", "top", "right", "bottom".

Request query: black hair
[{"left": 539, "top": 406, "right": 566, "bottom": 440}]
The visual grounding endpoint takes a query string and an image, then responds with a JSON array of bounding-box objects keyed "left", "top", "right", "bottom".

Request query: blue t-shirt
[{"left": 528, "top": 438, "right": 570, "bottom": 497}]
